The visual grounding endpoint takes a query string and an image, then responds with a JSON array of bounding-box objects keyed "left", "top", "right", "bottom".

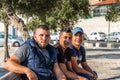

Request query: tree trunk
[
  {"left": 4, "top": 0, "right": 30, "bottom": 41},
  {"left": 4, "top": 20, "right": 10, "bottom": 62}
]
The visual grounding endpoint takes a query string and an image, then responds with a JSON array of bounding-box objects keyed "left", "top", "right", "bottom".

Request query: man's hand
[
  {"left": 92, "top": 72, "right": 97, "bottom": 80},
  {"left": 25, "top": 68, "right": 38, "bottom": 80}
]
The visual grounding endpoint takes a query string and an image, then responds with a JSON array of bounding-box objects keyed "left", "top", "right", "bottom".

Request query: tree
[
  {"left": 46, "top": 0, "right": 90, "bottom": 30},
  {"left": 0, "top": 0, "right": 58, "bottom": 40},
  {"left": 105, "top": 3, "right": 120, "bottom": 22},
  {"left": 0, "top": 4, "right": 10, "bottom": 62},
  {"left": 26, "top": 17, "right": 42, "bottom": 31},
  {"left": 105, "top": 3, "right": 120, "bottom": 42},
  {"left": 0, "top": 0, "right": 58, "bottom": 61},
  {"left": 0, "top": 0, "right": 90, "bottom": 61}
]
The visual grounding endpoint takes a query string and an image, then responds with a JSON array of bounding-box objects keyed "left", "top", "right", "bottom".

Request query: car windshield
[
  {"left": 98, "top": 32, "right": 105, "bottom": 34},
  {"left": 0, "top": 34, "right": 18, "bottom": 39}
]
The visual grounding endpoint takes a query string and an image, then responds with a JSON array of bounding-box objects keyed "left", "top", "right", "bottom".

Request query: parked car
[
  {"left": 88, "top": 32, "right": 106, "bottom": 41},
  {"left": 50, "top": 32, "right": 60, "bottom": 41},
  {"left": 105, "top": 32, "right": 120, "bottom": 42},
  {"left": 8, "top": 35, "right": 23, "bottom": 41},
  {"left": 0, "top": 31, "right": 23, "bottom": 41},
  {"left": 29, "top": 32, "right": 34, "bottom": 39},
  {"left": 83, "top": 33, "right": 88, "bottom": 40},
  {"left": 0, "top": 34, "right": 24, "bottom": 47}
]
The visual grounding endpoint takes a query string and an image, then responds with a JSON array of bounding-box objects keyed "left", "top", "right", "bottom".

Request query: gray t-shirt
[
  {"left": 14, "top": 45, "right": 29, "bottom": 63},
  {"left": 14, "top": 44, "right": 50, "bottom": 63}
]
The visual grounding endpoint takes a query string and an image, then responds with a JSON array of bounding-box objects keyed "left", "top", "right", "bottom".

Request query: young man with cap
[
  {"left": 69, "top": 27, "right": 97, "bottom": 80},
  {"left": 54, "top": 27, "right": 87, "bottom": 80}
]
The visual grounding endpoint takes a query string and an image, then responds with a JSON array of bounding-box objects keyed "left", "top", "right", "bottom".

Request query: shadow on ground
[
  {"left": 87, "top": 53, "right": 120, "bottom": 80},
  {"left": 102, "top": 75, "right": 120, "bottom": 80}
]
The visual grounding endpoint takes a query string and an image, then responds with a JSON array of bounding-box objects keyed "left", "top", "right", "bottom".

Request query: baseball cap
[{"left": 72, "top": 27, "right": 84, "bottom": 35}]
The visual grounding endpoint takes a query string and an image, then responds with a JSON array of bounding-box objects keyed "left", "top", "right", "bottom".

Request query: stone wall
[{"left": 74, "top": 16, "right": 120, "bottom": 36}]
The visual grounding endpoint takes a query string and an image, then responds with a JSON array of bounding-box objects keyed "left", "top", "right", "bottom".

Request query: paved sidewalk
[
  {"left": 0, "top": 47, "right": 18, "bottom": 77},
  {"left": 86, "top": 50, "right": 120, "bottom": 80},
  {"left": 0, "top": 47, "right": 120, "bottom": 80}
]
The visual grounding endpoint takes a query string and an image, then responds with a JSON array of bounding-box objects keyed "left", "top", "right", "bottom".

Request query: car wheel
[
  {"left": 105, "top": 38, "right": 108, "bottom": 42},
  {"left": 95, "top": 37, "right": 98, "bottom": 41},
  {"left": 13, "top": 42, "right": 20, "bottom": 47},
  {"left": 116, "top": 39, "right": 119, "bottom": 43}
]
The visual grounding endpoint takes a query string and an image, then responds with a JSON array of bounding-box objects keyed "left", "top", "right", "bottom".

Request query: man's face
[
  {"left": 72, "top": 32, "right": 84, "bottom": 46},
  {"left": 59, "top": 32, "right": 72, "bottom": 49},
  {"left": 34, "top": 28, "right": 50, "bottom": 48}
]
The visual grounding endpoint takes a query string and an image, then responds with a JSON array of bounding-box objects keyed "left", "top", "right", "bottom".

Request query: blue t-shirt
[{"left": 69, "top": 44, "right": 86, "bottom": 64}]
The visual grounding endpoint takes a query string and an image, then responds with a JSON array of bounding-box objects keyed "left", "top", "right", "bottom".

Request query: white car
[
  {"left": 50, "top": 32, "right": 60, "bottom": 41},
  {"left": 0, "top": 34, "right": 24, "bottom": 47},
  {"left": 88, "top": 32, "right": 106, "bottom": 41}
]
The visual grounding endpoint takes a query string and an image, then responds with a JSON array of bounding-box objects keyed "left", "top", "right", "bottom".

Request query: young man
[
  {"left": 69, "top": 27, "right": 97, "bottom": 80},
  {"left": 4, "top": 25, "right": 66, "bottom": 80},
  {"left": 54, "top": 27, "right": 87, "bottom": 80}
]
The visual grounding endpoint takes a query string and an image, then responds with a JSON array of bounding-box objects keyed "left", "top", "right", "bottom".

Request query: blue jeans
[
  {"left": 77, "top": 71, "right": 97, "bottom": 80},
  {"left": 77, "top": 73, "right": 91, "bottom": 80}
]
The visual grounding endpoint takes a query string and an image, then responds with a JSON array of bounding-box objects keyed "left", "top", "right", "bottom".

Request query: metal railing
[{"left": 0, "top": 72, "right": 21, "bottom": 80}]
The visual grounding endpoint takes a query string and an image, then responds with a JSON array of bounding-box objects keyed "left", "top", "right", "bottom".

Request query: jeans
[
  {"left": 77, "top": 73, "right": 91, "bottom": 80},
  {"left": 77, "top": 71, "right": 97, "bottom": 80}
]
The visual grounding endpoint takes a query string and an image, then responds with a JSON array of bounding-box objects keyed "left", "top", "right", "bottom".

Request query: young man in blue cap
[{"left": 69, "top": 27, "right": 97, "bottom": 80}]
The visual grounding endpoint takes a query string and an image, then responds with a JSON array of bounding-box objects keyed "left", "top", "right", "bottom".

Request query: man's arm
[
  {"left": 71, "top": 57, "right": 94, "bottom": 77},
  {"left": 59, "top": 63, "right": 84, "bottom": 79},
  {"left": 81, "top": 62, "right": 97, "bottom": 80},
  {"left": 67, "top": 61, "right": 75, "bottom": 73},
  {"left": 54, "top": 62, "right": 66, "bottom": 80},
  {"left": 4, "top": 55, "right": 38, "bottom": 80}
]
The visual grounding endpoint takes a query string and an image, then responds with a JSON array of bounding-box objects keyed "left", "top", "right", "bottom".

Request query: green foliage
[
  {"left": 46, "top": 0, "right": 90, "bottom": 29},
  {"left": 9, "top": 0, "right": 57, "bottom": 17},
  {"left": 0, "top": 0, "right": 90, "bottom": 31},
  {"left": 0, "top": 8, "right": 8, "bottom": 22},
  {"left": 105, "top": 3, "right": 120, "bottom": 22},
  {"left": 0, "top": 1, "right": 5, "bottom": 21},
  {"left": 26, "top": 17, "right": 41, "bottom": 31}
]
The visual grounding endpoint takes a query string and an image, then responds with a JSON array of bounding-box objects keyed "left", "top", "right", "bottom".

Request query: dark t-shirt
[
  {"left": 54, "top": 44, "right": 73, "bottom": 64},
  {"left": 69, "top": 44, "right": 86, "bottom": 64}
]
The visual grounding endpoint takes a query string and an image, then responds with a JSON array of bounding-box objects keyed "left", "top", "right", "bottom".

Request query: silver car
[
  {"left": 105, "top": 32, "right": 120, "bottom": 43},
  {"left": 0, "top": 34, "right": 24, "bottom": 47}
]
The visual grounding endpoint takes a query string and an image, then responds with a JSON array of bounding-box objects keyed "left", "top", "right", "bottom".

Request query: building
[
  {"left": 74, "top": 0, "right": 120, "bottom": 35},
  {"left": 0, "top": 22, "right": 17, "bottom": 36},
  {"left": 90, "top": 0, "right": 120, "bottom": 17},
  {"left": 0, "top": 14, "right": 28, "bottom": 37},
  {"left": 89, "top": 0, "right": 105, "bottom": 5}
]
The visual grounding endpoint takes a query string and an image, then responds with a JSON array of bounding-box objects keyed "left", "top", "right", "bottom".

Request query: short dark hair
[
  {"left": 60, "top": 27, "right": 72, "bottom": 34},
  {"left": 34, "top": 25, "right": 49, "bottom": 34}
]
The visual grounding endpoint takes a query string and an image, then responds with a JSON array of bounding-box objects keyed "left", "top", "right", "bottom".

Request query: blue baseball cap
[{"left": 72, "top": 27, "right": 84, "bottom": 35}]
